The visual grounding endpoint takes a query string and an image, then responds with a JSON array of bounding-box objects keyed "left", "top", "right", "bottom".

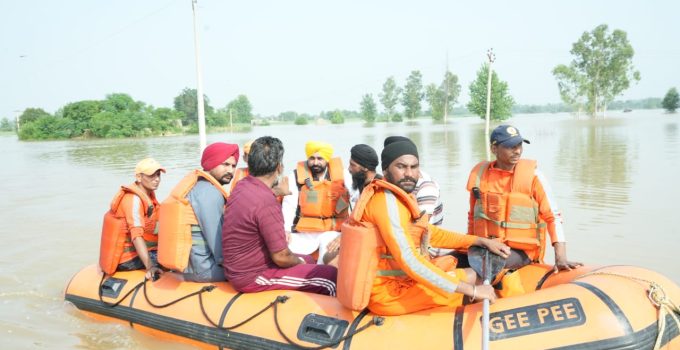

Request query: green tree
[
  {"left": 151, "top": 107, "right": 182, "bottom": 132},
  {"left": 552, "top": 65, "right": 587, "bottom": 116},
  {"left": 553, "top": 24, "right": 640, "bottom": 117},
  {"left": 425, "top": 83, "right": 445, "bottom": 121},
  {"left": 294, "top": 116, "right": 308, "bottom": 125},
  {"left": 401, "top": 70, "right": 423, "bottom": 119},
  {"left": 18, "top": 115, "right": 74, "bottom": 140},
  {"left": 102, "top": 93, "right": 143, "bottom": 113},
  {"left": 360, "top": 94, "right": 377, "bottom": 123},
  {"left": 173, "top": 88, "right": 214, "bottom": 126},
  {"left": 330, "top": 110, "right": 345, "bottom": 124},
  {"left": 441, "top": 71, "right": 461, "bottom": 120},
  {"left": 0, "top": 117, "right": 12, "bottom": 131},
  {"left": 60, "top": 100, "right": 102, "bottom": 136},
  {"left": 379, "top": 76, "right": 401, "bottom": 122},
  {"left": 226, "top": 95, "right": 253, "bottom": 124},
  {"left": 467, "top": 63, "right": 515, "bottom": 121},
  {"left": 19, "top": 108, "right": 52, "bottom": 125},
  {"left": 279, "top": 111, "right": 299, "bottom": 121},
  {"left": 662, "top": 87, "right": 679, "bottom": 113}
]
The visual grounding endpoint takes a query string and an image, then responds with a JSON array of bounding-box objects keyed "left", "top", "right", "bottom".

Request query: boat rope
[
  {"left": 576, "top": 271, "right": 680, "bottom": 350},
  {"left": 198, "top": 294, "right": 289, "bottom": 330},
  {"left": 271, "top": 297, "right": 385, "bottom": 350},
  {"left": 97, "top": 273, "right": 145, "bottom": 308},
  {"left": 143, "top": 280, "right": 216, "bottom": 308}
]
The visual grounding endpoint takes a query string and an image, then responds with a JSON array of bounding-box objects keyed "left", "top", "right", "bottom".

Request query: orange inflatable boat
[{"left": 64, "top": 264, "right": 680, "bottom": 349}]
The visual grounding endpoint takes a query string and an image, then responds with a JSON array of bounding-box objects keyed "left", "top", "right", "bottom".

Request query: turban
[
  {"left": 350, "top": 144, "right": 379, "bottom": 171},
  {"left": 201, "top": 142, "right": 239, "bottom": 171},
  {"left": 381, "top": 140, "right": 419, "bottom": 170},
  {"left": 384, "top": 135, "right": 415, "bottom": 147},
  {"left": 243, "top": 140, "right": 254, "bottom": 155},
  {"left": 305, "top": 141, "right": 334, "bottom": 162}
]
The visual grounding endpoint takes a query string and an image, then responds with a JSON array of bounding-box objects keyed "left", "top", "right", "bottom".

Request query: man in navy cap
[{"left": 464, "top": 125, "right": 581, "bottom": 296}]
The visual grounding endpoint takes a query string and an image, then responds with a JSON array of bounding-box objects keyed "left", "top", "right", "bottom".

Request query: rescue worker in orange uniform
[
  {"left": 99, "top": 158, "right": 165, "bottom": 280},
  {"left": 282, "top": 141, "right": 349, "bottom": 264},
  {"left": 158, "top": 142, "right": 239, "bottom": 282},
  {"left": 465, "top": 125, "right": 582, "bottom": 274},
  {"left": 353, "top": 139, "right": 511, "bottom": 316}
]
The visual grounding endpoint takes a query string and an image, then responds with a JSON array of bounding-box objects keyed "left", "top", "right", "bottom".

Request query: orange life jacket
[
  {"left": 337, "top": 179, "right": 430, "bottom": 311},
  {"left": 293, "top": 157, "right": 349, "bottom": 232},
  {"left": 157, "top": 170, "right": 229, "bottom": 272},
  {"left": 229, "top": 167, "right": 249, "bottom": 193},
  {"left": 99, "top": 183, "right": 158, "bottom": 275},
  {"left": 466, "top": 159, "right": 547, "bottom": 262}
]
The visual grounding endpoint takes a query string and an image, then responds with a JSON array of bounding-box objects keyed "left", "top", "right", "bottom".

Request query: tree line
[{"left": 7, "top": 24, "right": 678, "bottom": 140}]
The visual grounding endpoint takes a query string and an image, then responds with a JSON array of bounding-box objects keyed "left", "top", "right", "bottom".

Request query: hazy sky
[{"left": 2, "top": 0, "right": 679, "bottom": 119}]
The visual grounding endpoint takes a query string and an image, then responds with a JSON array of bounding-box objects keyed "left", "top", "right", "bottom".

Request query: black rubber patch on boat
[
  {"left": 297, "top": 313, "right": 348, "bottom": 348},
  {"left": 571, "top": 281, "right": 633, "bottom": 335},
  {"left": 100, "top": 277, "right": 127, "bottom": 299},
  {"left": 487, "top": 298, "right": 586, "bottom": 340}
]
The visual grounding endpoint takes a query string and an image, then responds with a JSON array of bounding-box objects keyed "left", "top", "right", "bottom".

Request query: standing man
[
  {"left": 466, "top": 125, "right": 581, "bottom": 274},
  {"left": 223, "top": 136, "right": 337, "bottom": 295},
  {"left": 340, "top": 139, "right": 510, "bottom": 315},
  {"left": 282, "top": 141, "right": 349, "bottom": 263},
  {"left": 100, "top": 158, "right": 165, "bottom": 280},
  {"left": 158, "top": 142, "right": 239, "bottom": 282}
]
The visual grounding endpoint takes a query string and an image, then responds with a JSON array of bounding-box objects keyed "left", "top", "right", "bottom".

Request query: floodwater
[{"left": 1, "top": 110, "right": 679, "bottom": 349}]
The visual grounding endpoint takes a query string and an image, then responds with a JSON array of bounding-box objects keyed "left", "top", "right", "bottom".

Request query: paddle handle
[{"left": 482, "top": 279, "right": 490, "bottom": 350}]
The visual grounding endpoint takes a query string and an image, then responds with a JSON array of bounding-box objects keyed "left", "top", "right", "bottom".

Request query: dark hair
[{"left": 248, "top": 136, "right": 284, "bottom": 177}]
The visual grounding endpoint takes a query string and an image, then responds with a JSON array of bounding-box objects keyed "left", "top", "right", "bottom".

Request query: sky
[{"left": 1, "top": 0, "right": 679, "bottom": 119}]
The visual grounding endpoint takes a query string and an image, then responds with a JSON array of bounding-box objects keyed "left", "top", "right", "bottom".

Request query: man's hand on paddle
[
  {"left": 476, "top": 238, "right": 511, "bottom": 259},
  {"left": 553, "top": 242, "right": 582, "bottom": 273}
]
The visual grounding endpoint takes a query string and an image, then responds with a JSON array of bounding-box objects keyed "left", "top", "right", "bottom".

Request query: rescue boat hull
[{"left": 64, "top": 264, "right": 680, "bottom": 349}]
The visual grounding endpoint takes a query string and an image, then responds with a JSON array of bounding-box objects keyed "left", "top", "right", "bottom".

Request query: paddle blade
[{"left": 468, "top": 246, "right": 506, "bottom": 282}]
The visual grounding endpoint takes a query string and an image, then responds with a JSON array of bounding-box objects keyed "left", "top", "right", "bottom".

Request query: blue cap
[{"left": 490, "top": 125, "right": 530, "bottom": 147}]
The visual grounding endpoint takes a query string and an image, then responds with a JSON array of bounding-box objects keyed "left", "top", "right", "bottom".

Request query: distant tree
[
  {"left": 467, "top": 63, "right": 515, "bottom": 121},
  {"left": 662, "top": 87, "right": 679, "bottom": 113},
  {"left": 60, "top": 100, "right": 102, "bottom": 136},
  {"left": 401, "top": 70, "right": 424, "bottom": 119},
  {"left": 360, "top": 94, "right": 377, "bottom": 122},
  {"left": 392, "top": 112, "right": 403, "bottom": 122},
  {"left": 226, "top": 95, "right": 253, "bottom": 124},
  {"left": 102, "top": 93, "right": 143, "bottom": 113},
  {"left": 18, "top": 115, "right": 74, "bottom": 140},
  {"left": 441, "top": 71, "right": 461, "bottom": 120},
  {"left": 151, "top": 107, "right": 182, "bottom": 132},
  {"left": 173, "top": 88, "right": 214, "bottom": 126},
  {"left": 279, "top": 111, "right": 299, "bottom": 121},
  {"left": 379, "top": 76, "right": 401, "bottom": 122},
  {"left": 0, "top": 117, "right": 14, "bottom": 131},
  {"left": 553, "top": 24, "right": 640, "bottom": 117},
  {"left": 294, "top": 116, "right": 308, "bottom": 125},
  {"left": 552, "top": 65, "right": 587, "bottom": 116},
  {"left": 19, "top": 108, "right": 52, "bottom": 125},
  {"left": 425, "top": 83, "right": 445, "bottom": 121},
  {"left": 330, "top": 110, "right": 345, "bottom": 124}
]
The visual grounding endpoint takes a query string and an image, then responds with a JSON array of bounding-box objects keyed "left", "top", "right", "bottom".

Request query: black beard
[
  {"left": 310, "top": 165, "right": 325, "bottom": 178},
  {"left": 351, "top": 171, "right": 368, "bottom": 192}
]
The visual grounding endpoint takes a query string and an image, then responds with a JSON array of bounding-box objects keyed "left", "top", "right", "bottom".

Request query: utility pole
[
  {"left": 191, "top": 0, "right": 207, "bottom": 152},
  {"left": 444, "top": 51, "right": 449, "bottom": 124},
  {"left": 484, "top": 48, "right": 495, "bottom": 162}
]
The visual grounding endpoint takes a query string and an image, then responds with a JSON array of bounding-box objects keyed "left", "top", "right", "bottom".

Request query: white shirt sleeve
[{"left": 282, "top": 170, "right": 299, "bottom": 232}]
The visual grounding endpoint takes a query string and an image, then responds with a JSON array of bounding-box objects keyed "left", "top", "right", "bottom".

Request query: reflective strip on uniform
[
  {"left": 377, "top": 269, "right": 407, "bottom": 277},
  {"left": 132, "top": 196, "right": 142, "bottom": 227},
  {"left": 384, "top": 190, "right": 457, "bottom": 293}
]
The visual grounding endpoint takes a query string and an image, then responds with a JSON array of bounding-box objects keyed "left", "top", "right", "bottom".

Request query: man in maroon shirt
[{"left": 222, "top": 136, "right": 337, "bottom": 296}]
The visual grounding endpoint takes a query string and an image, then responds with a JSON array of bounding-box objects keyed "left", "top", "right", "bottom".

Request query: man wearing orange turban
[{"left": 281, "top": 141, "right": 350, "bottom": 264}]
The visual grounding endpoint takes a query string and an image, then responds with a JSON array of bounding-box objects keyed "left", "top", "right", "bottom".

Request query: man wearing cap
[
  {"left": 322, "top": 144, "right": 381, "bottom": 266},
  {"left": 282, "top": 141, "right": 349, "bottom": 264},
  {"left": 466, "top": 125, "right": 581, "bottom": 280},
  {"left": 223, "top": 136, "right": 337, "bottom": 296},
  {"left": 159, "top": 142, "right": 239, "bottom": 282},
  {"left": 345, "top": 138, "right": 510, "bottom": 315},
  {"left": 99, "top": 158, "right": 165, "bottom": 280}
]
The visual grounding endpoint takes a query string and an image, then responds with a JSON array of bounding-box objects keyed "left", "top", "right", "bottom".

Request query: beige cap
[{"left": 135, "top": 158, "right": 166, "bottom": 176}]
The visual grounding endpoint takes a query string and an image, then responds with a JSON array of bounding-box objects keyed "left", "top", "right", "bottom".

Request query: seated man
[
  {"left": 282, "top": 141, "right": 349, "bottom": 263},
  {"left": 344, "top": 138, "right": 510, "bottom": 316},
  {"left": 465, "top": 125, "right": 581, "bottom": 273},
  {"left": 229, "top": 140, "right": 253, "bottom": 193},
  {"left": 99, "top": 158, "right": 165, "bottom": 280},
  {"left": 158, "top": 142, "right": 238, "bottom": 282},
  {"left": 223, "top": 136, "right": 337, "bottom": 295}
]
